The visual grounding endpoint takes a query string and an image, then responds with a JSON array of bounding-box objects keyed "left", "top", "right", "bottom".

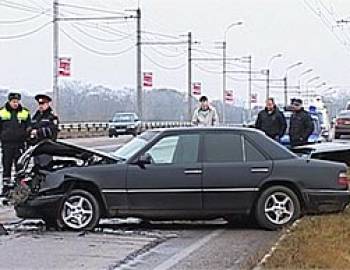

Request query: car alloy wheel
[
  {"left": 255, "top": 185, "right": 301, "bottom": 230},
  {"left": 59, "top": 189, "right": 100, "bottom": 230},
  {"left": 264, "top": 192, "right": 294, "bottom": 225}
]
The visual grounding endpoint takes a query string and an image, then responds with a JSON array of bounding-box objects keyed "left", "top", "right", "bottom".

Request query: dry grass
[{"left": 261, "top": 207, "right": 350, "bottom": 269}]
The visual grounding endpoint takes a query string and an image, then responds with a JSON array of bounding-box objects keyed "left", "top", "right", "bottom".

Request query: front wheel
[
  {"left": 57, "top": 189, "right": 100, "bottom": 231},
  {"left": 255, "top": 185, "right": 301, "bottom": 230}
]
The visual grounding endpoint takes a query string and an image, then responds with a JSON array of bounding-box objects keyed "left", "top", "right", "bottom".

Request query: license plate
[
  {"left": 117, "top": 129, "right": 126, "bottom": 132},
  {"left": 345, "top": 121, "right": 350, "bottom": 125}
]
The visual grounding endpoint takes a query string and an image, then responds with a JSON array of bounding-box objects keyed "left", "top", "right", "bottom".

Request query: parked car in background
[
  {"left": 334, "top": 110, "right": 350, "bottom": 139},
  {"left": 13, "top": 128, "right": 350, "bottom": 231},
  {"left": 108, "top": 112, "right": 142, "bottom": 137}
]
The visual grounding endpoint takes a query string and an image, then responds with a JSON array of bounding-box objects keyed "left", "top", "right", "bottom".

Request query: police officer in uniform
[
  {"left": 0, "top": 93, "right": 30, "bottom": 195},
  {"left": 30, "top": 94, "right": 59, "bottom": 167}
]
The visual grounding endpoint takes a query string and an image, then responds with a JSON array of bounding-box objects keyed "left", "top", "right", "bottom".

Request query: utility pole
[
  {"left": 284, "top": 76, "right": 287, "bottom": 107},
  {"left": 266, "top": 69, "right": 270, "bottom": 100},
  {"left": 247, "top": 55, "right": 252, "bottom": 120},
  {"left": 53, "top": 0, "right": 59, "bottom": 115},
  {"left": 222, "top": 41, "right": 226, "bottom": 124},
  {"left": 188, "top": 32, "right": 192, "bottom": 121},
  {"left": 136, "top": 8, "right": 142, "bottom": 118}
]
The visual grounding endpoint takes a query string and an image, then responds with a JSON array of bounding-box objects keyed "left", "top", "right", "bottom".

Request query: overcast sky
[{"left": 1, "top": 0, "right": 350, "bottom": 105}]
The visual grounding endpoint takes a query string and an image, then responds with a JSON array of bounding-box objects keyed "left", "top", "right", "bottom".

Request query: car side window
[
  {"left": 244, "top": 138, "right": 267, "bottom": 162},
  {"left": 146, "top": 134, "right": 200, "bottom": 164},
  {"left": 203, "top": 133, "right": 243, "bottom": 162}
]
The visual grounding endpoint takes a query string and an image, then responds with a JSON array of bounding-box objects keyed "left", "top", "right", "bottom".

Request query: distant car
[
  {"left": 280, "top": 110, "right": 323, "bottom": 147},
  {"left": 108, "top": 112, "right": 142, "bottom": 137},
  {"left": 334, "top": 110, "right": 350, "bottom": 139},
  {"left": 13, "top": 127, "right": 350, "bottom": 231}
]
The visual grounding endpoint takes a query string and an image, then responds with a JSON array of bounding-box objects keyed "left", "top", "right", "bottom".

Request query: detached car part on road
[{"left": 13, "top": 128, "right": 350, "bottom": 231}]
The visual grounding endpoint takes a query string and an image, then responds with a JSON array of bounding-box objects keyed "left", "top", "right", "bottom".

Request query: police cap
[
  {"left": 35, "top": 94, "right": 52, "bottom": 104},
  {"left": 8, "top": 92, "right": 21, "bottom": 101}
]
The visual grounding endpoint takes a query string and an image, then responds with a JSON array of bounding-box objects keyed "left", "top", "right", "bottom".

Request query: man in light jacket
[{"left": 192, "top": 96, "right": 218, "bottom": 126}]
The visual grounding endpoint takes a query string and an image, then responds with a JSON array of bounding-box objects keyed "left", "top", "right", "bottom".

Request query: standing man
[
  {"left": 0, "top": 93, "right": 30, "bottom": 195},
  {"left": 289, "top": 98, "right": 314, "bottom": 147},
  {"left": 30, "top": 94, "right": 59, "bottom": 166},
  {"left": 192, "top": 96, "right": 218, "bottom": 126},
  {"left": 255, "top": 97, "right": 287, "bottom": 141}
]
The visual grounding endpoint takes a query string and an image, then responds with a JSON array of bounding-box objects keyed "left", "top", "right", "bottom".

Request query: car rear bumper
[
  {"left": 303, "top": 189, "right": 350, "bottom": 213},
  {"left": 335, "top": 127, "right": 350, "bottom": 134},
  {"left": 15, "top": 194, "right": 65, "bottom": 219},
  {"left": 108, "top": 127, "right": 137, "bottom": 136}
]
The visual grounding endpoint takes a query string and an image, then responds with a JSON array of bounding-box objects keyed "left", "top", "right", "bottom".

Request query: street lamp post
[
  {"left": 266, "top": 53, "right": 282, "bottom": 100},
  {"left": 284, "top": 61, "right": 302, "bottom": 107},
  {"left": 305, "top": 76, "right": 320, "bottom": 106},
  {"left": 297, "top": 68, "right": 313, "bottom": 96},
  {"left": 223, "top": 21, "right": 243, "bottom": 124}
]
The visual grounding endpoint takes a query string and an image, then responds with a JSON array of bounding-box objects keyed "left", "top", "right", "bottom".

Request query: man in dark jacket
[
  {"left": 255, "top": 98, "right": 287, "bottom": 141},
  {"left": 0, "top": 93, "right": 30, "bottom": 195},
  {"left": 289, "top": 98, "right": 314, "bottom": 147},
  {"left": 30, "top": 94, "right": 59, "bottom": 167}
]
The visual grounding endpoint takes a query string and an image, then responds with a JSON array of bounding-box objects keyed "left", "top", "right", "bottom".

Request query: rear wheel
[
  {"left": 57, "top": 189, "right": 100, "bottom": 231},
  {"left": 255, "top": 185, "right": 301, "bottom": 230}
]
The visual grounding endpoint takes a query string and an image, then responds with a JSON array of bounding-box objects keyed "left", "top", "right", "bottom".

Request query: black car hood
[{"left": 18, "top": 139, "right": 119, "bottom": 167}]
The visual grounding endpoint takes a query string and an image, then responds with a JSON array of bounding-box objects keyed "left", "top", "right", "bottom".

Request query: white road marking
[{"left": 153, "top": 229, "right": 225, "bottom": 270}]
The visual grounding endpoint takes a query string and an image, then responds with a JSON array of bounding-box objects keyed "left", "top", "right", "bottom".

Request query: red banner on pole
[
  {"left": 58, "top": 57, "right": 71, "bottom": 77},
  {"left": 143, "top": 72, "right": 153, "bottom": 88},
  {"left": 192, "top": 82, "right": 201, "bottom": 95},
  {"left": 251, "top": 93, "right": 258, "bottom": 103},
  {"left": 225, "top": 90, "right": 234, "bottom": 103}
]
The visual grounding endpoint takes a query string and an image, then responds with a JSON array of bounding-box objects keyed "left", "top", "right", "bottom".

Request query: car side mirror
[{"left": 137, "top": 153, "right": 152, "bottom": 167}]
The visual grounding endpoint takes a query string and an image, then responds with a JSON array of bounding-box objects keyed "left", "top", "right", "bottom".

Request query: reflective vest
[{"left": 0, "top": 107, "right": 29, "bottom": 121}]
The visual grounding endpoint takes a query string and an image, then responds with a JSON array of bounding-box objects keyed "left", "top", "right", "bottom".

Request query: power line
[
  {"left": 0, "top": 21, "right": 51, "bottom": 40},
  {"left": 0, "top": 9, "right": 48, "bottom": 24},
  {"left": 142, "top": 52, "right": 186, "bottom": 70},
  {"left": 193, "top": 63, "right": 221, "bottom": 74},
  {"left": 58, "top": 2, "right": 128, "bottom": 16},
  {"left": 0, "top": 0, "right": 45, "bottom": 13},
  {"left": 70, "top": 23, "right": 134, "bottom": 43},
  {"left": 60, "top": 28, "right": 134, "bottom": 56},
  {"left": 142, "top": 30, "right": 180, "bottom": 40}
]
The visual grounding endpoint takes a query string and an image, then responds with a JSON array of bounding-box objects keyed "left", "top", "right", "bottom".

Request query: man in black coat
[
  {"left": 289, "top": 98, "right": 314, "bottom": 147},
  {"left": 30, "top": 94, "right": 59, "bottom": 167},
  {"left": 255, "top": 98, "right": 287, "bottom": 141},
  {"left": 0, "top": 93, "right": 30, "bottom": 195}
]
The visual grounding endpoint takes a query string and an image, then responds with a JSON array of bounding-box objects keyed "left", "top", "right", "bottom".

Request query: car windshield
[
  {"left": 112, "top": 131, "right": 159, "bottom": 160},
  {"left": 113, "top": 114, "right": 134, "bottom": 122}
]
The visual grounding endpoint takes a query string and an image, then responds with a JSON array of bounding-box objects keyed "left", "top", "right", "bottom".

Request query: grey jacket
[{"left": 192, "top": 106, "right": 218, "bottom": 126}]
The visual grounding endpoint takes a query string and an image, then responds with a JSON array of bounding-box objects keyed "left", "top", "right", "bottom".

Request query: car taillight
[{"left": 337, "top": 172, "right": 349, "bottom": 186}]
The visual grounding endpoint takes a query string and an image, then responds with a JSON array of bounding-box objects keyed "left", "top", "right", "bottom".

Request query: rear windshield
[
  {"left": 338, "top": 111, "right": 350, "bottom": 118},
  {"left": 246, "top": 131, "right": 297, "bottom": 160}
]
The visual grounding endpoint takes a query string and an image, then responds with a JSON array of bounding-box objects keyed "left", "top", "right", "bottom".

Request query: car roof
[{"left": 150, "top": 126, "right": 261, "bottom": 134}]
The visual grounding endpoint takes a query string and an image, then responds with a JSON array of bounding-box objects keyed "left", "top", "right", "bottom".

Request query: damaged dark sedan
[{"left": 13, "top": 128, "right": 350, "bottom": 231}]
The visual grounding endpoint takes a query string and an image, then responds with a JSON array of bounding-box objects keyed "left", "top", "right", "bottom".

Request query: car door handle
[
  {"left": 250, "top": 167, "right": 269, "bottom": 173},
  {"left": 184, "top": 169, "right": 202, "bottom": 175}
]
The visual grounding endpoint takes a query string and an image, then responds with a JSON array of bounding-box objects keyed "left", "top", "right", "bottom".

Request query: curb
[{"left": 253, "top": 219, "right": 301, "bottom": 270}]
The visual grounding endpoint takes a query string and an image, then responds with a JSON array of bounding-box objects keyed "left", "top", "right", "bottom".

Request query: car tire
[
  {"left": 108, "top": 134, "right": 113, "bottom": 138},
  {"left": 57, "top": 189, "right": 100, "bottom": 231},
  {"left": 255, "top": 185, "right": 301, "bottom": 230},
  {"left": 335, "top": 133, "right": 341, "bottom": 139}
]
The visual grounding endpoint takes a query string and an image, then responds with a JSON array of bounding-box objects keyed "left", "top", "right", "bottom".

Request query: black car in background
[
  {"left": 13, "top": 128, "right": 350, "bottom": 231},
  {"left": 334, "top": 110, "right": 350, "bottom": 139},
  {"left": 108, "top": 112, "right": 142, "bottom": 137}
]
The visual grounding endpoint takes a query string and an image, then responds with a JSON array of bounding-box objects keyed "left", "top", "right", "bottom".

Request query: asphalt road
[{"left": 0, "top": 135, "right": 287, "bottom": 270}]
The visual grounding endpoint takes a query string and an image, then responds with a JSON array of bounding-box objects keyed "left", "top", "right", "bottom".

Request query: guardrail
[{"left": 58, "top": 121, "right": 193, "bottom": 139}]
